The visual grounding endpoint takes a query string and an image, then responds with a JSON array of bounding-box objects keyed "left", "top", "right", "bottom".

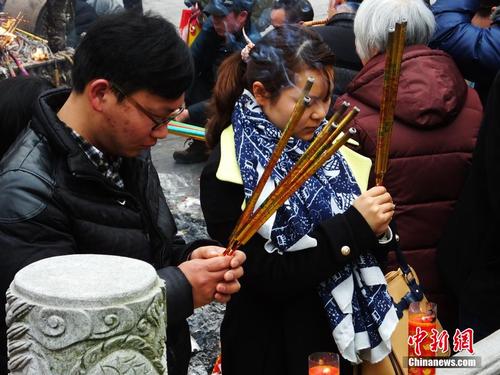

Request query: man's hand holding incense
[
  {"left": 353, "top": 186, "right": 394, "bottom": 236},
  {"left": 179, "top": 246, "right": 246, "bottom": 308}
]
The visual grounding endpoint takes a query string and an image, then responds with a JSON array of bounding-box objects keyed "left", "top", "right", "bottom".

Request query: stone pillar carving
[{"left": 6, "top": 254, "right": 167, "bottom": 375}]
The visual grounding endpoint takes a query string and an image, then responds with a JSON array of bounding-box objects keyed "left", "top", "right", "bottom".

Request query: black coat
[
  {"left": 313, "top": 13, "right": 362, "bottom": 98},
  {"left": 437, "top": 71, "right": 500, "bottom": 332},
  {"left": 200, "top": 145, "right": 389, "bottom": 375},
  {"left": 0, "top": 89, "right": 195, "bottom": 375},
  {"left": 186, "top": 18, "right": 257, "bottom": 126}
]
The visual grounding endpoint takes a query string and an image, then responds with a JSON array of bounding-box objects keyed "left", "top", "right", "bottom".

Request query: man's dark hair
[{"left": 72, "top": 11, "right": 194, "bottom": 99}]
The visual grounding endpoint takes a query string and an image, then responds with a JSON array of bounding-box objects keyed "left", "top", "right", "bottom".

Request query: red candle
[
  {"left": 309, "top": 365, "right": 339, "bottom": 375},
  {"left": 408, "top": 312, "right": 436, "bottom": 375}
]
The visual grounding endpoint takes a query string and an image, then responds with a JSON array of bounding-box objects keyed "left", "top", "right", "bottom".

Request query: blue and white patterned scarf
[{"left": 232, "top": 90, "right": 398, "bottom": 363}]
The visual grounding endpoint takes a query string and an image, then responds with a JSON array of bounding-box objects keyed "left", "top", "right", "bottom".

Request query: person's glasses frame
[{"left": 111, "top": 83, "right": 185, "bottom": 131}]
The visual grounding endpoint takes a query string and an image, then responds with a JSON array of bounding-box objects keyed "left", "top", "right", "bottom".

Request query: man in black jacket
[{"left": 0, "top": 12, "right": 245, "bottom": 375}]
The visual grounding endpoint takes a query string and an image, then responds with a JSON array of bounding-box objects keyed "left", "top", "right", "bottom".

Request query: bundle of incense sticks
[
  {"left": 224, "top": 95, "right": 361, "bottom": 255},
  {"left": 167, "top": 120, "right": 205, "bottom": 141},
  {"left": 0, "top": 13, "right": 23, "bottom": 50},
  {"left": 374, "top": 20, "right": 407, "bottom": 186},
  {"left": 223, "top": 77, "right": 315, "bottom": 255}
]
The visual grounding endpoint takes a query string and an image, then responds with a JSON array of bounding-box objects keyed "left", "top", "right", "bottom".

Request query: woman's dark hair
[
  {"left": 0, "top": 76, "right": 54, "bottom": 158},
  {"left": 72, "top": 11, "right": 193, "bottom": 100},
  {"left": 206, "top": 25, "right": 335, "bottom": 148}
]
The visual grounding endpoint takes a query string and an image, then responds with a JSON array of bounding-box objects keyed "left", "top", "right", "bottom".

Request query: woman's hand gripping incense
[{"left": 352, "top": 186, "right": 395, "bottom": 236}]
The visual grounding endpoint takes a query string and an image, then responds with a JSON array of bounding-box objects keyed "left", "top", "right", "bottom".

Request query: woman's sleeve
[
  {"left": 200, "top": 151, "right": 382, "bottom": 301},
  {"left": 239, "top": 205, "right": 379, "bottom": 300}
]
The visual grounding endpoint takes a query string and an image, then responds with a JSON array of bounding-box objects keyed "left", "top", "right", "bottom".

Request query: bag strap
[{"left": 392, "top": 235, "right": 424, "bottom": 318}]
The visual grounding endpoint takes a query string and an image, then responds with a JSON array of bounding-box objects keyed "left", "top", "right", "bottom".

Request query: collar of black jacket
[
  {"left": 30, "top": 88, "right": 142, "bottom": 190},
  {"left": 326, "top": 11, "right": 355, "bottom": 26},
  {"left": 30, "top": 88, "right": 104, "bottom": 182}
]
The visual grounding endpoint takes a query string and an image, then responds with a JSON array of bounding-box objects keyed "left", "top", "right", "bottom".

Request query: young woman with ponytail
[{"left": 200, "top": 25, "right": 398, "bottom": 375}]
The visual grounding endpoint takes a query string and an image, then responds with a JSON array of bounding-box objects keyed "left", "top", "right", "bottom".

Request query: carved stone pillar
[{"left": 6, "top": 254, "right": 167, "bottom": 374}]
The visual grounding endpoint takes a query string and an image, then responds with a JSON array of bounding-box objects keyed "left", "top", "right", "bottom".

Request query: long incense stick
[
  {"left": 268, "top": 105, "right": 359, "bottom": 214},
  {"left": 232, "top": 128, "right": 356, "bottom": 249},
  {"left": 223, "top": 78, "right": 315, "bottom": 255},
  {"left": 227, "top": 105, "right": 355, "bottom": 250},
  {"left": 299, "top": 101, "right": 350, "bottom": 164},
  {"left": 15, "top": 28, "right": 48, "bottom": 43},
  {"left": 225, "top": 104, "right": 360, "bottom": 255},
  {"left": 374, "top": 20, "right": 407, "bottom": 186}
]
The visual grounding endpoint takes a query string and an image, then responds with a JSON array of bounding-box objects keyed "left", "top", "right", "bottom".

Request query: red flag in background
[{"left": 179, "top": 2, "right": 203, "bottom": 46}]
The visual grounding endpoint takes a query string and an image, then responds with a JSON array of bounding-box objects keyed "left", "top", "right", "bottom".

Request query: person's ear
[
  {"left": 87, "top": 79, "right": 112, "bottom": 112},
  {"left": 238, "top": 10, "right": 248, "bottom": 25},
  {"left": 252, "top": 81, "right": 270, "bottom": 106}
]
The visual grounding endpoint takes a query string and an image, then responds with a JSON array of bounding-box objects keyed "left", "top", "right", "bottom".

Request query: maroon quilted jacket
[{"left": 335, "top": 45, "right": 483, "bottom": 330}]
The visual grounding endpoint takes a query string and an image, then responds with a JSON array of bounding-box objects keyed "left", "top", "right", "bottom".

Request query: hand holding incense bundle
[
  {"left": 374, "top": 20, "right": 407, "bottom": 186},
  {"left": 225, "top": 103, "right": 361, "bottom": 255}
]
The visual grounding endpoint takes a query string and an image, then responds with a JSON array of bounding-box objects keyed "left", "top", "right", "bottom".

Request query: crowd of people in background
[{"left": 0, "top": 0, "right": 499, "bottom": 374}]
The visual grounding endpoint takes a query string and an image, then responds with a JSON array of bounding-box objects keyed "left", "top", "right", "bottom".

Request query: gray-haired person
[{"left": 334, "top": 0, "right": 483, "bottom": 333}]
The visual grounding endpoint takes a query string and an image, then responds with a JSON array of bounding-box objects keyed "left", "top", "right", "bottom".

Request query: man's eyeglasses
[{"left": 111, "top": 83, "right": 185, "bottom": 130}]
